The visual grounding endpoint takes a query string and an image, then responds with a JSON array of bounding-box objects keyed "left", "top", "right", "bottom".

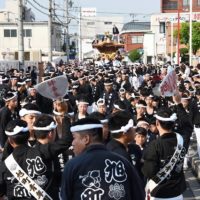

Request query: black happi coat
[
  {"left": 106, "top": 139, "right": 132, "bottom": 163},
  {"left": 142, "top": 103, "right": 193, "bottom": 198},
  {"left": 0, "top": 106, "right": 19, "bottom": 147},
  {"left": 61, "top": 144, "right": 145, "bottom": 200},
  {"left": 142, "top": 132, "right": 186, "bottom": 198},
  {"left": 101, "top": 90, "right": 118, "bottom": 114},
  {"left": 0, "top": 138, "right": 72, "bottom": 200}
]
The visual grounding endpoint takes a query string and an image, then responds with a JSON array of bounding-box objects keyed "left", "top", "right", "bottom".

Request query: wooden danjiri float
[{"left": 92, "top": 32, "right": 124, "bottom": 60}]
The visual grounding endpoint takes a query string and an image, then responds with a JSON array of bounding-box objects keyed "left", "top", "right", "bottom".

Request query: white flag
[
  {"left": 34, "top": 75, "right": 68, "bottom": 100},
  {"left": 159, "top": 69, "right": 178, "bottom": 97}
]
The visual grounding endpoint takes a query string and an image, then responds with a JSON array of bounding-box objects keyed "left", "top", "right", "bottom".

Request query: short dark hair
[
  {"left": 34, "top": 114, "right": 55, "bottom": 139},
  {"left": 23, "top": 103, "right": 40, "bottom": 111},
  {"left": 6, "top": 119, "right": 29, "bottom": 145},
  {"left": 135, "top": 127, "right": 147, "bottom": 137},
  {"left": 71, "top": 117, "right": 103, "bottom": 143},
  {"left": 88, "top": 128, "right": 103, "bottom": 142},
  {"left": 108, "top": 111, "right": 132, "bottom": 137},
  {"left": 156, "top": 108, "right": 174, "bottom": 130}
]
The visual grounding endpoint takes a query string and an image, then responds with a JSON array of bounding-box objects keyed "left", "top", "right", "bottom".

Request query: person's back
[
  {"left": 61, "top": 117, "right": 145, "bottom": 200},
  {"left": 106, "top": 111, "right": 135, "bottom": 163},
  {"left": 62, "top": 144, "right": 144, "bottom": 200},
  {"left": 0, "top": 118, "right": 72, "bottom": 200},
  {"left": 0, "top": 143, "right": 59, "bottom": 200},
  {"left": 142, "top": 106, "right": 187, "bottom": 199}
]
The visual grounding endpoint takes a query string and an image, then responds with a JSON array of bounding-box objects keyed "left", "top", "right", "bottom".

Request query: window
[
  {"left": 159, "top": 22, "right": 166, "bottom": 34},
  {"left": 4, "top": 29, "right": 17, "bottom": 37},
  {"left": 26, "top": 29, "right": 32, "bottom": 37},
  {"left": 104, "top": 21, "right": 112, "bottom": 25},
  {"left": 11, "top": 29, "right": 17, "bottom": 37},
  {"left": 163, "top": 1, "right": 178, "bottom": 10},
  {"left": 23, "top": 29, "right": 32, "bottom": 37},
  {"left": 183, "top": 0, "right": 189, "bottom": 6},
  {"left": 4, "top": 29, "right": 10, "bottom": 37},
  {"left": 87, "top": 22, "right": 95, "bottom": 25},
  {"left": 131, "top": 36, "right": 143, "bottom": 44}
]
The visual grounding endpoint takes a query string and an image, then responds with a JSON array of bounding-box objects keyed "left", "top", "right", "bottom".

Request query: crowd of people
[{"left": 0, "top": 59, "right": 199, "bottom": 200}]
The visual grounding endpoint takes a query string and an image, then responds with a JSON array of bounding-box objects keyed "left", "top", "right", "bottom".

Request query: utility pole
[
  {"left": 79, "top": 7, "right": 82, "bottom": 62},
  {"left": 177, "top": 0, "right": 181, "bottom": 65},
  {"left": 48, "top": 0, "right": 53, "bottom": 62},
  {"left": 18, "top": 0, "right": 24, "bottom": 69},
  {"left": 65, "top": 0, "right": 70, "bottom": 63},
  {"left": 189, "top": 0, "right": 193, "bottom": 66}
]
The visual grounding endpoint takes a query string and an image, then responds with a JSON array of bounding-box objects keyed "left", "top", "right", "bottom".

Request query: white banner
[
  {"left": 159, "top": 69, "right": 178, "bottom": 97},
  {"left": 34, "top": 75, "right": 68, "bottom": 100},
  {"left": 81, "top": 8, "right": 96, "bottom": 17}
]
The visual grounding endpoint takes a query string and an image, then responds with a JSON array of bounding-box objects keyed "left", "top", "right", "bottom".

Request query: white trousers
[
  {"left": 194, "top": 127, "right": 200, "bottom": 158},
  {"left": 149, "top": 194, "right": 183, "bottom": 200}
]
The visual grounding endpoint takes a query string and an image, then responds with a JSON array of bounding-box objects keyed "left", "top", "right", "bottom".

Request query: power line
[
  {"left": 28, "top": 0, "right": 152, "bottom": 24},
  {"left": 60, "top": 6, "right": 155, "bottom": 16},
  {"left": 32, "top": 0, "right": 49, "bottom": 10},
  {"left": 27, "top": 0, "right": 49, "bottom": 16}
]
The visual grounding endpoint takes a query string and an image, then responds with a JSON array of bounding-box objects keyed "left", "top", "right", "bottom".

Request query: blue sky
[
  {"left": 0, "top": 0, "right": 160, "bottom": 20},
  {"left": 0, "top": 0, "right": 160, "bottom": 32}
]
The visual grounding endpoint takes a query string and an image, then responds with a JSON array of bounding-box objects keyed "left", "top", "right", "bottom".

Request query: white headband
[
  {"left": 104, "top": 82, "right": 113, "bottom": 86},
  {"left": 181, "top": 97, "right": 190, "bottom": 100},
  {"left": 100, "top": 119, "right": 108, "bottom": 124},
  {"left": 53, "top": 110, "right": 63, "bottom": 116},
  {"left": 5, "top": 126, "right": 29, "bottom": 136},
  {"left": 19, "top": 108, "right": 41, "bottom": 117},
  {"left": 68, "top": 112, "right": 75, "bottom": 116},
  {"left": 76, "top": 100, "right": 89, "bottom": 105},
  {"left": 33, "top": 122, "right": 57, "bottom": 131},
  {"left": 154, "top": 113, "right": 177, "bottom": 122},
  {"left": 110, "top": 119, "right": 134, "bottom": 134},
  {"left": 136, "top": 104, "right": 147, "bottom": 108},
  {"left": 70, "top": 124, "right": 103, "bottom": 132},
  {"left": 137, "top": 121, "right": 149, "bottom": 127},
  {"left": 97, "top": 98, "right": 105, "bottom": 106},
  {"left": 113, "top": 104, "right": 125, "bottom": 111},
  {"left": 3, "top": 93, "right": 17, "bottom": 102}
]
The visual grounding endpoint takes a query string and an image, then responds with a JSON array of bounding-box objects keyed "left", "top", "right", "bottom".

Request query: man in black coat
[
  {"left": 0, "top": 92, "right": 19, "bottom": 149},
  {"left": 61, "top": 117, "right": 145, "bottom": 200},
  {"left": 0, "top": 117, "right": 72, "bottom": 200},
  {"left": 142, "top": 94, "right": 191, "bottom": 199}
]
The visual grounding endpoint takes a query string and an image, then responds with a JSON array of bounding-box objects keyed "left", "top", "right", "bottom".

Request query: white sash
[
  {"left": 146, "top": 133, "right": 184, "bottom": 194},
  {"left": 5, "top": 154, "right": 53, "bottom": 200}
]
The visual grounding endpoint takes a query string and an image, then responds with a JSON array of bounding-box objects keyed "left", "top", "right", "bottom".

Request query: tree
[
  {"left": 175, "top": 22, "right": 200, "bottom": 55},
  {"left": 128, "top": 49, "right": 141, "bottom": 62}
]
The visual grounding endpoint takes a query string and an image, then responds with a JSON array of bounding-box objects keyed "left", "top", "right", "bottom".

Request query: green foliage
[
  {"left": 177, "top": 22, "right": 200, "bottom": 55},
  {"left": 180, "top": 48, "right": 188, "bottom": 56},
  {"left": 128, "top": 49, "right": 141, "bottom": 62}
]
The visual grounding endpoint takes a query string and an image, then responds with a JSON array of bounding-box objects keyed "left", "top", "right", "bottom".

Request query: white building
[
  {"left": 80, "top": 9, "right": 124, "bottom": 59},
  {"left": 0, "top": 0, "right": 35, "bottom": 22},
  {"left": 0, "top": 0, "right": 63, "bottom": 61},
  {"left": 148, "top": 12, "right": 200, "bottom": 63},
  {"left": 0, "top": 21, "right": 62, "bottom": 61}
]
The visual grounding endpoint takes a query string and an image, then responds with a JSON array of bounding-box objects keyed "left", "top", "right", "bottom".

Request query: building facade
[
  {"left": 0, "top": 22, "right": 62, "bottom": 61},
  {"left": 0, "top": 0, "right": 63, "bottom": 61},
  {"left": 80, "top": 13, "right": 124, "bottom": 58},
  {"left": 161, "top": 0, "right": 200, "bottom": 13},
  {"left": 120, "top": 22, "right": 151, "bottom": 53}
]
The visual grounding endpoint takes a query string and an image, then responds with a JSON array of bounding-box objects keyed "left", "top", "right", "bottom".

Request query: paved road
[{"left": 184, "top": 169, "right": 200, "bottom": 200}]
